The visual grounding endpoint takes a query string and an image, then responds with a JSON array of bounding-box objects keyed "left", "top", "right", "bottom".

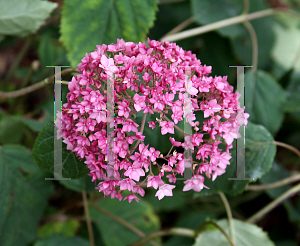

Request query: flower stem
[
  {"left": 160, "top": 17, "right": 194, "bottom": 40},
  {"left": 218, "top": 192, "right": 235, "bottom": 244},
  {"left": 82, "top": 191, "right": 95, "bottom": 246},
  {"left": 274, "top": 141, "right": 300, "bottom": 159},
  {"left": 140, "top": 112, "right": 148, "bottom": 135},
  {"left": 129, "top": 227, "right": 196, "bottom": 246},
  {"left": 246, "top": 182, "right": 300, "bottom": 224},
  {"left": 247, "top": 173, "right": 300, "bottom": 191},
  {"left": 130, "top": 112, "right": 147, "bottom": 155},
  {"left": 0, "top": 68, "right": 78, "bottom": 99},
  {"left": 162, "top": 9, "right": 275, "bottom": 42}
]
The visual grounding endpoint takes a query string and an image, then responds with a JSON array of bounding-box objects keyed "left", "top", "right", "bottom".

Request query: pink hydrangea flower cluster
[{"left": 57, "top": 38, "right": 249, "bottom": 202}]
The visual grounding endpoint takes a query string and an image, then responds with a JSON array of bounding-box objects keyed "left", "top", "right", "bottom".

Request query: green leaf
[
  {"left": 34, "top": 234, "right": 89, "bottom": 246},
  {"left": 195, "top": 122, "right": 276, "bottom": 197},
  {"left": 17, "top": 113, "right": 52, "bottom": 132},
  {"left": 0, "top": 0, "right": 57, "bottom": 36},
  {"left": 0, "top": 145, "right": 54, "bottom": 246},
  {"left": 32, "top": 122, "right": 89, "bottom": 179},
  {"left": 191, "top": 0, "right": 244, "bottom": 38},
  {"left": 90, "top": 198, "right": 160, "bottom": 246},
  {"left": 193, "top": 219, "right": 275, "bottom": 246},
  {"left": 60, "top": 0, "right": 159, "bottom": 67},
  {"left": 38, "top": 32, "right": 69, "bottom": 67},
  {"left": 0, "top": 115, "right": 26, "bottom": 144},
  {"left": 284, "top": 72, "right": 300, "bottom": 112},
  {"left": 38, "top": 219, "right": 80, "bottom": 239},
  {"left": 59, "top": 175, "right": 96, "bottom": 193},
  {"left": 271, "top": 12, "right": 300, "bottom": 72},
  {"left": 245, "top": 70, "right": 286, "bottom": 135}
]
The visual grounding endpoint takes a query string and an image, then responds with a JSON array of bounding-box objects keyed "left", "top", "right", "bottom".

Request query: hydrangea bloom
[{"left": 57, "top": 38, "right": 249, "bottom": 202}]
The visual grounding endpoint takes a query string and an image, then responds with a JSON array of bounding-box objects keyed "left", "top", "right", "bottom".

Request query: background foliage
[{"left": 1, "top": 0, "right": 300, "bottom": 245}]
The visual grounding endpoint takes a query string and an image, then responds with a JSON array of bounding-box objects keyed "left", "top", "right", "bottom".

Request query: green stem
[
  {"left": 243, "top": 0, "right": 250, "bottom": 15},
  {"left": 82, "top": 191, "right": 95, "bottom": 246},
  {"left": 160, "top": 17, "right": 194, "bottom": 40},
  {"left": 274, "top": 141, "right": 300, "bottom": 159},
  {"left": 247, "top": 173, "right": 300, "bottom": 191},
  {"left": 196, "top": 221, "right": 236, "bottom": 246},
  {"left": 130, "top": 112, "right": 147, "bottom": 155},
  {"left": 218, "top": 192, "right": 235, "bottom": 244},
  {"left": 162, "top": 114, "right": 185, "bottom": 135},
  {"left": 0, "top": 68, "right": 78, "bottom": 99},
  {"left": 129, "top": 227, "right": 196, "bottom": 246},
  {"left": 246, "top": 182, "right": 300, "bottom": 224},
  {"left": 162, "top": 9, "right": 275, "bottom": 42},
  {"left": 243, "top": 20, "right": 258, "bottom": 74}
]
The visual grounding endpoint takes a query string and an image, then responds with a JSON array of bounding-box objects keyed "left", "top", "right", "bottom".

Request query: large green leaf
[
  {"left": 34, "top": 234, "right": 89, "bottom": 246},
  {"left": 90, "top": 198, "right": 160, "bottom": 246},
  {"left": 245, "top": 70, "right": 286, "bottom": 135},
  {"left": 32, "top": 122, "right": 89, "bottom": 179},
  {"left": 0, "top": 115, "right": 26, "bottom": 144},
  {"left": 193, "top": 219, "right": 275, "bottom": 246},
  {"left": 271, "top": 12, "right": 300, "bottom": 72},
  {"left": 195, "top": 122, "right": 276, "bottom": 197},
  {"left": 38, "top": 32, "right": 69, "bottom": 67},
  {"left": 284, "top": 72, "right": 300, "bottom": 112},
  {"left": 60, "top": 0, "right": 159, "bottom": 67},
  {"left": 0, "top": 0, "right": 57, "bottom": 37},
  {"left": 0, "top": 145, "right": 54, "bottom": 246},
  {"left": 37, "top": 219, "right": 80, "bottom": 239},
  {"left": 191, "top": 0, "right": 244, "bottom": 38}
]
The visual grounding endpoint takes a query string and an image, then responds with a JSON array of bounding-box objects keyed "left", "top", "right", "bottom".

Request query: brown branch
[{"left": 0, "top": 68, "right": 78, "bottom": 99}]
